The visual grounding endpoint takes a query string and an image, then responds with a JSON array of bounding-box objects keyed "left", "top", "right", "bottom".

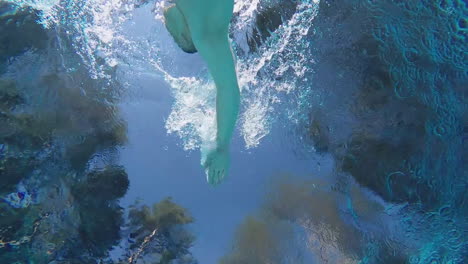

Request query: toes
[
  {"left": 205, "top": 164, "right": 228, "bottom": 185},
  {"left": 207, "top": 169, "right": 213, "bottom": 184},
  {"left": 205, "top": 169, "right": 211, "bottom": 184},
  {"left": 210, "top": 169, "right": 216, "bottom": 185},
  {"left": 213, "top": 170, "right": 218, "bottom": 185},
  {"left": 218, "top": 170, "right": 225, "bottom": 184},
  {"left": 216, "top": 170, "right": 221, "bottom": 184}
]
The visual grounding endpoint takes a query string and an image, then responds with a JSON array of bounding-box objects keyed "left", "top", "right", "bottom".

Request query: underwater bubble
[
  {"left": 403, "top": 48, "right": 420, "bottom": 64},
  {"left": 433, "top": 124, "right": 447, "bottom": 137},
  {"left": 438, "top": 205, "right": 453, "bottom": 218},
  {"left": 409, "top": 255, "right": 420, "bottom": 264},
  {"left": 436, "top": 0, "right": 455, "bottom": 13}
]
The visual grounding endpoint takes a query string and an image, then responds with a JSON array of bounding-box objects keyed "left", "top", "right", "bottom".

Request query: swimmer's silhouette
[{"left": 164, "top": 0, "right": 240, "bottom": 185}]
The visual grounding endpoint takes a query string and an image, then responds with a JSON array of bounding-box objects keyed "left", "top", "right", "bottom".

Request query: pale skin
[{"left": 164, "top": 0, "right": 240, "bottom": 185}]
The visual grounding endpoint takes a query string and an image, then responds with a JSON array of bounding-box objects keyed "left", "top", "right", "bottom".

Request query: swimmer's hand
[{"left": 203, "top": 147, "right": 230, "bottom": 185}]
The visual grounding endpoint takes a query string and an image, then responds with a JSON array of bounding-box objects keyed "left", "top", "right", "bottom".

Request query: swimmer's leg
[
  {"left": 193, "top": 33, "right": 240, "bottom": 185},
  {"left": 163, "top": 4, "right": 197, "bottom": 53},
  {"left": 172, "top": 0, "right": 238, "bottom": 185}
]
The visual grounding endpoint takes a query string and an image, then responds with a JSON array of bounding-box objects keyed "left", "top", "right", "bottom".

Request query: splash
[
  {"left": 164, "top": 75, "right": 217, "bottom": 150},
  {"left": 236, "top": 1, "right": 319, "bottom": 147},
  {"left": 10, "top": 0, "right": 320, "bottom": 151},
  {"left": 163, "top": 0, "right": 320, "bottom": 149},
  {"left": 3, "top": 0, "right": 59, "bottom": 26},
  {"left": 8, "top": 0, "right": 148, "bottom": 79}
]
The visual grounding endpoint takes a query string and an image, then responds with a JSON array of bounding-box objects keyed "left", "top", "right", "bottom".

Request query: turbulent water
[
  {"left": 7, "top": 0, "right": 320, "bottom": 150},
  {"left": 1, "top": 0, "right": 467, "bottom": 263}
]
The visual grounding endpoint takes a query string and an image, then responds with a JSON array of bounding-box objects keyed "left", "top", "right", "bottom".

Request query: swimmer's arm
[{"left": 194, "top": 33, "right": 240, "bottom": 150}]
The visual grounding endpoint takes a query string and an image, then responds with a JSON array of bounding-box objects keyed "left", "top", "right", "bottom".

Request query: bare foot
[{"left": 202, "top": 147, "right": 230, "bottom": 185}]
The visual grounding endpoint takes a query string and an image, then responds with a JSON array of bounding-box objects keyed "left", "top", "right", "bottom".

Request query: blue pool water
[{"left": 0, "top": 0, "right": 466, "bottom": 263}]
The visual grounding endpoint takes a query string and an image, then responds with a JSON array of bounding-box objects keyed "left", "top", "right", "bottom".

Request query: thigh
[
  {"left": 176, "top": 0, "right": 234, "bottom": 35},
  {"left": 164, "top": 4, "right": 197, "bottom": 53}
]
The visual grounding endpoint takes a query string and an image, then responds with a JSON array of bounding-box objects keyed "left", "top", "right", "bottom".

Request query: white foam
[
  {"left": 161, "top": 0, "right": 320, "bottom": 150},
  {"left": 14, "top": 0, "right": 321, "bottom": 152}
]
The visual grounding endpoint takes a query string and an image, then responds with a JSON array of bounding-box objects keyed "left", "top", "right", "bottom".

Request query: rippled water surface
[{"left": 0, "top": 0, "right": 467, "bottom": 263}]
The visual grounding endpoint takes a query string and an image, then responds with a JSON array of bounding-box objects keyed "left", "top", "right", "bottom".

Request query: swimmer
[{"left": 163, "top": 0, "right": 240, "bottom": 185}]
